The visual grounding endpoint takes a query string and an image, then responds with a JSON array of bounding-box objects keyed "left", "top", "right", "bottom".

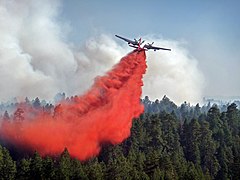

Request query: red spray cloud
[{"left": 0, "top": 50, "right": 146, "bottom": 160}]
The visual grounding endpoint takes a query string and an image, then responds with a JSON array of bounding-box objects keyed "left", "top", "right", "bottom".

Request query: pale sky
[
  {"left": 0, "top": 0, "right": 239, "bottom": 103},
  {"left": 60, "top": 0, "right": 240, "bottom": 98}
]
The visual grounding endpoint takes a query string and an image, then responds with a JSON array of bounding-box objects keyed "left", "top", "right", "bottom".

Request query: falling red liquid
[{"left": 0, "top": 50, "right": 147, "bottom": 160}]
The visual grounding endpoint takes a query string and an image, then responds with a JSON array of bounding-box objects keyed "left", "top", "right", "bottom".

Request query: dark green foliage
[
  {"left": 152, "top": 167, "right": 164, "bottom": 180},
  {"left": 71, "top": 158, "right": 88, "bottom": 180},
  {"left": 106, "top": 145, "right": 132, "bottom": 179},
  {"left": 199, "top": 121, "right": 220, "bottom": 177},
  {"left": 16, "top": 158, "right": 31, "bottom": 180},
  {"left": 183, "top": 162, "right": 205, "bottom": 180},
  {"left": 207, "top": 105, "right": 222, "bottom": 140},
  {"left": 30, "top": 151, "right": 43, "bottom": 180},
  {"left": 85, "top": 158, "right": 105, "bottom": 180},
  {"left": 42, "top": 156, "right": 56, "bottom": 179},
  {"left": 0, "top": 146, "right": 16, "bottom": 180},
  {"left": 58, "top": 148, "right": 72, "bottom": 180},
  {"left": 226, "top": 103, "right": 240, "bottom": 136},
  {"left": 0, "top": 102, "right": 240, "bottom": 179},
  {"left": 182, "top": 119, "right": 201, "bottom": 165}
]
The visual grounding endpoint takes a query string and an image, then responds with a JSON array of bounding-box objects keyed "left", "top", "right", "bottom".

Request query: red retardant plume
[{"left": 0, "top": 50, "right": 147, "bottom": 161}]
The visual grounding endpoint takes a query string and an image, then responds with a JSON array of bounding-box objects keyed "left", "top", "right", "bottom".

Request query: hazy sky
[
  {"left": 0, "top": 0, "right": 239, "bottom": 104},
  {"left": 60, "top": 0, "right": 240, "bottom": 98}
]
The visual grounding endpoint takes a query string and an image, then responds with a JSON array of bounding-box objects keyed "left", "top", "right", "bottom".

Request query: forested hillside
[{"left": 0, "top": 96, "right": 240, "bottom": 179}]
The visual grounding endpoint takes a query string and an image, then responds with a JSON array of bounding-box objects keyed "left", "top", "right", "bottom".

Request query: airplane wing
[
  {"left": 115, "top": 35, "right": 137, "bottom": 45},
  {"left": 144, "top": 44, "right": 171, "bottom": 51},
  {"left": 151, "top": 46, "right": 171, "bottom": 51}
]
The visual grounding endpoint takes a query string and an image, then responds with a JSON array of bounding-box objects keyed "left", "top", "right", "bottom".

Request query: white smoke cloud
[
  {"left": 0, "top": 0, "right": 204, "bottom": 105},
  {"left": 142, "top": 36, "right": 205, "bottom": 104}
]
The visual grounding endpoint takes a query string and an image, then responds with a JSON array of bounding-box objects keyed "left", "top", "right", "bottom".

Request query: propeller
[{"left": 147, "top": 42, "right": 154, "bottom": 46}]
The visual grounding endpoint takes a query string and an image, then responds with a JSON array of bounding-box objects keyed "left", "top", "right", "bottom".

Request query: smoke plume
[
  {"left": 142, "top": 36, "right": 205, "bottom": 104},
  {"left": 0, "top": 0, "right": 204, "bottom": 104},
  {"left": 0, "top": 50, "right": 146, "bottom": 160}
]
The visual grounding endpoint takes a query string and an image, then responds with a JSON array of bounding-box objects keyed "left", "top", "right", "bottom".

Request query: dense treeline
[{"left": 0, "top": 96, "right": 240, "bottom": 179}]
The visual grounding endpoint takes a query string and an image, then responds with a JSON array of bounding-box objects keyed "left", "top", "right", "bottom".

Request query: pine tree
[
  {"left": 132, "top": 115, "right": 150, "bottom": 151},
  {"left": 42, "top": 156, "right": 55, "bottom": 179},
  {"left": 159, "top": 95, "right": 177, "bottom": 114},
  {"left": 145, "top": 150, "right": 161, "bottom": 177},
  {"left": 152, "top": 99, "right": 160, "bottom": 113},
  {"left": 25, "top": 97, "right": 30, "bottom": 105},
  {"left": 33, "top": 97, "right": 41, "bottom": 109},
  {"left": 159, "top": 155, "right": 177, "bottom": 180},
  {"left": 133, "top": 152, "right": 149, "bottom": 179},
  {"left": 71, "top": 158, "right": 88, "bottom": 180},
  {"left": 17, "top": 158, "right": 31, "bottom": 180},
  {"left": 142, "top": 96, "right": 151, "bottom": 112},
  {"left": 0, "top": 145, "right": 3, "bottom": 177},
  {"left": 231, "top": 135, "right": 240, "bottom": 180},
  {"left": 207, "top": 105, "right": 223, "bottom": 140},
  {"left": 85, "top": 158, "right": 105, "bottom": 180},
  {"left": 0, "top": 146, "right": 16, "bottom": 180},
  {"left": 194, "top": 103, "right": 201, "bottom": 119},
  {"left": 147, "top": 114, "right": 163, "bottom": 150},
  {"left": 183, "top": 162, "right": 204, "bottom": 180},
  {"left": 30, "top": 151, "right": 43, "bottom": 180},
  {"left": 106, "top": 146, "right": 132, "bottom": 180},
  {"left": 231, "top": 155, "right": 240, "bottom": 180},
  {"left": 58, "top": 148, "right": 72, "bottom": 180},
  {"left": 152, "top": 167, "right": 164, "bottom": 180},
  {"left": 215, "top": 144, "right": 230, "bottom": 180},
  {"left": 199, "top": 121, "right": 220, "bottom": 178},
  {"left": 160, "top": 112, "right": 181, "bottom": 155},
  {"left": 2, "top": 110, "right": 10, "bottom": 121},
  {"left": 226, "top": 103, "right": 240, "bottom": 136},
  {"left": 181, "top": 119, "right": 201, "bottom": 165}
]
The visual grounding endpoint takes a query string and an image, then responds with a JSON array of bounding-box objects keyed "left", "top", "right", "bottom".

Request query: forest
[{"left": 0, "top": 95, "right": 240, "bottom": 180}]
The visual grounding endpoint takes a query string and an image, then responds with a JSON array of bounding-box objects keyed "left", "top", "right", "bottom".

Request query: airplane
[{"left": 115, "top": 35, "right": 171, "bottom": 51}]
